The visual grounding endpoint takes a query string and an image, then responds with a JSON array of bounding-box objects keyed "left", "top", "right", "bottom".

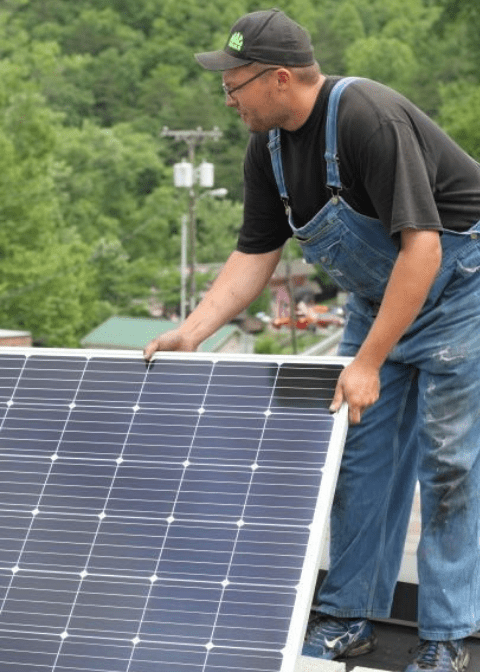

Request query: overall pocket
[{"left": 299, "top": 221, "right": 397, "bottom": 302}]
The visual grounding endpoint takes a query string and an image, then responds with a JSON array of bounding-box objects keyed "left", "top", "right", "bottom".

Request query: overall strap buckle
[
  {"left": 328, "top": 185, "right": 342, "bottom": 205},
  {"left": 281, "top": 197, "right": 291, "bottom": 217}
]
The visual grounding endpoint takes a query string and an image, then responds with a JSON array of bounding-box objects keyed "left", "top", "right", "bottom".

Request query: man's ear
[{"left": 276, "top": 68, "right": 291, "bottom": 91}]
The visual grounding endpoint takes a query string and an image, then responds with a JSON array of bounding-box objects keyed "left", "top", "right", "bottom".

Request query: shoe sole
[
  {"left": 339, "top": 633, "right": 378, "bottom": 659},
  {"left": 404, "top": 646, "right": 470, "bottom": 671},
  {"left": 459, "top": 649, "right": 470, "bottom": 671}
]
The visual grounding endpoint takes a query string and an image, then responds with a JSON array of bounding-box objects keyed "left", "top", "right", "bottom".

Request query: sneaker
[
  {"left": 404, "top": 639, "right": 470, "bottom": 672},
  {"left": 302, "top": 614, "right": 377, "bottom": 660}
]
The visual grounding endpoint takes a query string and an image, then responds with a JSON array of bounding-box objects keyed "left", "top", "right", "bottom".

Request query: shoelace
[
  {"left": 412, "top": 640, "right": 441, "bottom": 668},
  {"left": 411, "top": 640, "right": 461, "bottom": 669}
]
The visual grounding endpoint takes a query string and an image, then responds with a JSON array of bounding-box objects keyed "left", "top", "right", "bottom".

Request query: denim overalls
[{"left": 268, "top": 77, "right": 480, "bottom": 639}]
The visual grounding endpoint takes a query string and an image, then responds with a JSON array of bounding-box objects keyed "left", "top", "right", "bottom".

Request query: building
[
  {"left": 80, "top": 316, "right": 249, "bottom": 353},
  {"left": 0, "top": 329, "right": 32, "bottom": 347}
]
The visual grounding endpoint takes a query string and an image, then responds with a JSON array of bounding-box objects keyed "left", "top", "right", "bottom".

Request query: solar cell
[{"left": 0, "top": 349, "right": 348, "bottom": 672}]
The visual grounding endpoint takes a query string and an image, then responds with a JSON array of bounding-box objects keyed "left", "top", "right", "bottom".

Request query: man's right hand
[{"left": 143, "top": 329, "right": 196, "bottom": 361}]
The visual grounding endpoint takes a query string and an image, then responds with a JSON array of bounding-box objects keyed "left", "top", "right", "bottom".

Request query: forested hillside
[{"left": 0, "top": 0, "right": 478, "bottom": 346}]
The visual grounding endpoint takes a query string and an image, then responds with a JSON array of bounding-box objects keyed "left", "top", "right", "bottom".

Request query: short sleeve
[{"left": 237, "top": 133, "right": 292, "bottom": 254}]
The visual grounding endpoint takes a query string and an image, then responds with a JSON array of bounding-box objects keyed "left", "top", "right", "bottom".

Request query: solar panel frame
[{"left": 0, "top": 347, "right": 350, "bottom": 672}]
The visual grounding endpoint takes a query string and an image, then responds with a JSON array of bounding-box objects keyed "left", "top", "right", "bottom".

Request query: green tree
[
  {"left": 89, "top": 238, "right": 158, "bottom": 313},
  {"left": 0, "top": 87, "right": 105, "bottom": 346},
  {"left": 55, "top": 120, "right": 167, "bottom": 246},
  {"left": 196, "top": 197, "right": 242, "bottom": 263},
  {"left": 437, "top": 82, "right": 480, "bottom": 160},
  {"left": 345, "top": 36, "right": 418, "bottom": 93},
  {"left": 55, "top": 7, "right": 144, "bottom": 56},
  {"left": 330, "top": 1, "right": 365, "bottom": 48},
  {"left": 338, "top": 0, "right": 442, "bottom": 98}
]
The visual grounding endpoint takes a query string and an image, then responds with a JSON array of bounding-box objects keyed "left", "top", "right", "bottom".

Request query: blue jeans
[{"left": 318, "top": 240, "right": 480, "bottom": 640}]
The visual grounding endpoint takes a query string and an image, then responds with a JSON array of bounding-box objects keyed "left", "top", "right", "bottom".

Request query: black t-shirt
[{"left": 238, "top": 76, "right": 480, "bottom": 254}]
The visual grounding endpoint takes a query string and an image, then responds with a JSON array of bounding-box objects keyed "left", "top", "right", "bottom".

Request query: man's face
[{"left": 222, "top": 65, "right": 287, "bottom": 132}]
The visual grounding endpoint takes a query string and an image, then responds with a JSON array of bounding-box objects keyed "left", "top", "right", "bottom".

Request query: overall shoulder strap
[
  {"left": 267, "top": 127, "right": 291, "bottom": 215},
  {"left": 325, "top": 76, "right": 363, "bottom": 191},
  {"left": 266, "top": 76, "right": 364, "bottom": 210}
]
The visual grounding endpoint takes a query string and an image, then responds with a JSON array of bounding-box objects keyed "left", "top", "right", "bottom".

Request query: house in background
[
  {"left": 80, "top": 316, "right": 251, "bottom": 353},
  {"left": 0, "top": 329, "right": 32, "bottom": 347},
  {"left": 269, "top": 259, "right": 334, "bottom": 316}
]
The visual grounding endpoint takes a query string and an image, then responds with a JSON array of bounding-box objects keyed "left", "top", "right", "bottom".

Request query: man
[{"left": 144, "top": 8, "right": 480, "bottom": 671}]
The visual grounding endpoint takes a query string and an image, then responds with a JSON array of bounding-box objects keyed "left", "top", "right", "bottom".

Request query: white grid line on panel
[
  {"left": 199, "top": 362, "right": 282, "bottom": 672},
  {"left": 123, "top": 359, "right": 216, "bottom": 672},
  {"left": 49, "top": 356, "right": 152, "bottom": 672},
  {"left": 0, "top": 356, "right": 90, "bottom": 621}
]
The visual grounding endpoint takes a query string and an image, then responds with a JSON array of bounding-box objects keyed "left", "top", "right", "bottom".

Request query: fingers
[
  {"left": 143, "top": 331, "right": 196, "bottom": 361},
  {"left": 143, "top": 339, "right": 160, "bottom": 362},
  {"left": 143, "top": 333, "right": 179, "bottom": 361},
  {"left": 329, "top": 362, "right": 381, "bottom": 425},
  {"left": 143, "top": 335, "right": 169, "bottom": 361},
  {"left": 347, "top": 385, "right": 380, "bottom": 424},
  {"left": 329, "top": 382, "right": 364, "bottom": 424},
  {"left": 329, "top": 383, "right": 344, "bottom": 415},
  {"left": 344, "top": 390, "right": 379, "bottom": 425},
  {"left": 347, "top": 404, "right": 364, "bottom": 425}
]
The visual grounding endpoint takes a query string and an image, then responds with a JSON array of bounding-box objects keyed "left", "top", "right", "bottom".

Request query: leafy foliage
[
  {"left": 437, "top": 82, "right": 480, "bottom": 160},
  {"left": 0, "top": 86, "right": 105, "bottom": 346},
  {"left": 0, "top": 0, "right": 477, "bottom": 346}
]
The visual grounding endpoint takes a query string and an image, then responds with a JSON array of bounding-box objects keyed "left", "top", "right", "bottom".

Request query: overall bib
[{"left": 268, "top": 77, "right": 480, "bottom": 639}]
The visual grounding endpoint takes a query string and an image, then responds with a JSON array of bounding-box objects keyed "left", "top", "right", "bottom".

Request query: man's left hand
[{"left": 329, "top": 360, "right": 380, "bottom": 424}]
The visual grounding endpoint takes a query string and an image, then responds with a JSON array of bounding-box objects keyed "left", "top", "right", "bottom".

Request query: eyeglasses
[{"left": 222, "top": 67, "right": 278, "bottom": 100}]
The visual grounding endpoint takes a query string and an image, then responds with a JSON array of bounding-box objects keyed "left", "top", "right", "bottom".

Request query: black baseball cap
[{"left": 195, "top": 8, "right": 315, "bottom": 71}]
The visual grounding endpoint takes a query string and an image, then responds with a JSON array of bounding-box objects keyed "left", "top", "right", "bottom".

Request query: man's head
[{"left": 195, "top": 9, "right": 322, "bottom": 133}]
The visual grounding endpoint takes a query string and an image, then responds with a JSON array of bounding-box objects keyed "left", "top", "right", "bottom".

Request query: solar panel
[{"left": 0, "top": 349, "right": 348, "bottom": 672}]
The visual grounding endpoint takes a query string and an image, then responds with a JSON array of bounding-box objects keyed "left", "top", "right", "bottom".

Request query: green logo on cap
[{"left": 228, "top": 32, "right": 244, "bottom": 52}]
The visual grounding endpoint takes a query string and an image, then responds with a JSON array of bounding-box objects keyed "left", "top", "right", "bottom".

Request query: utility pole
[
  {"left": 285, "top": 240, "right": 298, "bottom": 354},
  {"left": 180, "top": 213, "right": 188, "bottom": 322},
  {"left": 162, "top": 127, "right": 223, "bottom": 313}
]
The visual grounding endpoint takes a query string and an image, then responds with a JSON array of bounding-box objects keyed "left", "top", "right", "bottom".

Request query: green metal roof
[{"left": 80, "top": 316, "right": 239, "bottom": 352}]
